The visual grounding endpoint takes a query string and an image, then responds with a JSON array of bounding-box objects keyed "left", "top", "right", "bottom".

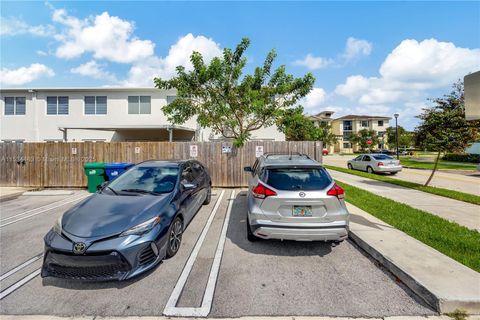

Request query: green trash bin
[{"left": 84, "top": 162, "right": 106, "bottom": 193}]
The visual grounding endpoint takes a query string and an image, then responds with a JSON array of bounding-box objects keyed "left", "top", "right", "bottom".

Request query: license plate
[{"left": 293, "top": 206, "right": 312, "bottom": 217}]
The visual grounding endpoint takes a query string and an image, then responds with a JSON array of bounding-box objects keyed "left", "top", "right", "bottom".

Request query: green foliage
[
  {"left": 414, "top": 81, "right": 480, "bottom": 185},
  {"left": 445, "top": 309, "right": 468, "bottom": 320},
  {"left": 337, "top": 181, "right": 480, "bottom": 272},
  {"left": 154, "top": 38, "right": 315, "bottom": 147},
  {"left": 386, "top": 126, "right": 414, "bottom": 149},
  {"left": 442, "top": 153, "right": 480, "bottom": 163},
  {"left": 277, "top": 107, "right": 338, "bottom": 146},
  {"left": 349, "top": 129, "right": 379, "bottom": 152}
]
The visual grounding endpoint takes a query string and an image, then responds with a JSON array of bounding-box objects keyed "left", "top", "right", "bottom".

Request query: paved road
[
  {"left": 323, "top": 155, "right": 480, "bottom": 196},
  {"left": 0, "top": 190, "right": 434, "bottom": 317}
]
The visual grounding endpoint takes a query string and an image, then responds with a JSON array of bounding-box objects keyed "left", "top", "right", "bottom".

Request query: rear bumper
[
  {"left": 251, "top": 221, "right": 348, "bottom": 241},
  {"left": 375, "top": 166, "right": 402, "bottom": 172}
]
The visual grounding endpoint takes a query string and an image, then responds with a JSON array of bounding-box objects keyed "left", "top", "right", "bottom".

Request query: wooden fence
[{"left": 0, "top": 141, "right": 322, "bottom": 188}]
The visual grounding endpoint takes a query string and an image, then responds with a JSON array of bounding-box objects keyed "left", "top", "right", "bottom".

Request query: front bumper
[
  {"left": 250, "top": 220, "right": 348, "bottom": 241},
  {"left": 41, "top": 225, "right": 168, "bottom": 281}
]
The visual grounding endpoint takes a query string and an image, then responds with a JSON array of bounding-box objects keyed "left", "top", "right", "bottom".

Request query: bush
[{"left": 442, "top": 153, "right": 480, "bottom": 163}]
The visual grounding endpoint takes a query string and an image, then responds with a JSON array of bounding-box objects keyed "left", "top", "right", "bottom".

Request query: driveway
[
  {"left": 0, "top": 190, "right": 434, "bottom": 317},
  {"left": 323, "top": 155, "right": 480, "bottom": 195}
]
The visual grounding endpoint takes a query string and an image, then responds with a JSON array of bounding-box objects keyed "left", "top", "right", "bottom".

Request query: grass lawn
[
  {"left": 324, "top": 165, "right": 480, "bottom": 205},
  {"left": 337, "top": 181, "right": 480, "bottom": 272},
  {"left": 399, "top": 157, "right": 477, "bottom": 170}
]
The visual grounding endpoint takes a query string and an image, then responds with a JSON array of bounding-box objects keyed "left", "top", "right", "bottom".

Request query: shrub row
[{"left": 442, "top": 153, "right": 480, "bottom": 163}]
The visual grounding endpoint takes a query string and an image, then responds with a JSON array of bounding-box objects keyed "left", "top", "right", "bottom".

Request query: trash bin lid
[
  {"left": 105, "top": 162, "right": 134, "bottom": 170},
  {"left": 84, "top": 162, "right": 106, "bottom": 169}
]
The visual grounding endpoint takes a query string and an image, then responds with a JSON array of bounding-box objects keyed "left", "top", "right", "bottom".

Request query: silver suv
[{"left": 244, "top": 153, "right": 349, "bottom": 243}]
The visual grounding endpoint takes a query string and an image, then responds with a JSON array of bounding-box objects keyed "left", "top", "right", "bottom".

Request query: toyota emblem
[
  {"left": 299, "top": 192, "right": 306, "bottom": 198},
  {"left": 73, "top": 242, "right": 87, "bottom": 254}
]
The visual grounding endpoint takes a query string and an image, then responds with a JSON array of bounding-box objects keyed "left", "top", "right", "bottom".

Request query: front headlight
[
  {"left": 53, "top": 216, "right": 62, "bottom": 235},
  {"left": 120, "top": 216, "right": 161, "bottom": 237}
]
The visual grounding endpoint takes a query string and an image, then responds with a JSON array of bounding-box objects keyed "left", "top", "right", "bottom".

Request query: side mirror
[
  {"left": 244, "top": 166, "right": 253, "bottom": 173},
  {"left": 97, "top": 181, "right": 108, "bottom": 191},
  {"left": 182, "top": 183, "right": 196, "bottom": 190}
]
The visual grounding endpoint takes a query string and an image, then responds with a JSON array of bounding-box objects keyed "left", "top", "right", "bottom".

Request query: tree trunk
[{"left": 424, "top": 150, "right": 441, "bottom": 186}]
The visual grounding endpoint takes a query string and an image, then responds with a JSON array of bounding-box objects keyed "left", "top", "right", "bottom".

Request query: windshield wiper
[
  {"left": 120, "top": 188, "right": 160, "bottom": 195},
  {"left": 105, "top": 186, "right": 118, "bottom": 195}
]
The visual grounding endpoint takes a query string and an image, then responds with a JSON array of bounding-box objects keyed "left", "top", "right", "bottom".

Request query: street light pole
[{"left": 394, "top": 113, "right": 399, "bottom": 160}]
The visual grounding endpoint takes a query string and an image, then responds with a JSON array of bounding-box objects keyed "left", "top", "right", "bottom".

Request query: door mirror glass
[{"left": 244, "top": 166, "right": 253, "bottom": 173}]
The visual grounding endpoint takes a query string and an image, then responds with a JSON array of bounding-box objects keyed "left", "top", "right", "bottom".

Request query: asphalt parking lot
[{"left": 0, "top": 189, "right": 435, "bottom": 317}]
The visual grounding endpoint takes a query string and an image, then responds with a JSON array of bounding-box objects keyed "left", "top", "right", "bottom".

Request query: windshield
[
  {"left": 263, "top": 167, "right": 332, "bottom": 191},
  {"left": 108, "top": 166, "right": 179, "bottom": 194},
  {"left": 373, "top": 155, "right": 394, "bottom": 160}
]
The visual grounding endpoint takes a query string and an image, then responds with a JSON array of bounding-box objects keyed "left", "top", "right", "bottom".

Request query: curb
[{"left": 0, "top": 191, "right": 25, "bottom": 203}]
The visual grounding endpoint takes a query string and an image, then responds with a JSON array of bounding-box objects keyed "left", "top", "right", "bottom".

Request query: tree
[
  {"left": 415, "top": 81, "right": 480, "bottom": 186},
  {"left": 276, "top": 107, "right": 338, "bottom": 147},
  {"left": 154, "top": 38, "right": 315, "bottom": 147},
  {"left": 349, "top": 129, "right": 379, "bottom": 152},
  {"left": 386, "top": 126, "right": 414, "bottom": 150}
]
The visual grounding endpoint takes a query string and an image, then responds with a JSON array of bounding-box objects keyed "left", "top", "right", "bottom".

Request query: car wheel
[
  {"left": 246, "top": 216, "right": 259, "bottom": 242},
  {"left": 166, "top": 216, "right": 183, "bottom": 258},
  {"left": 367, "top": 166, "right": 374, "bottom": 174},
  {"left": 203, "top": 186, "right": 212, "bottom": 205},
  {"left": 347, "top": 163, "right": 353, "bottom": 170}
]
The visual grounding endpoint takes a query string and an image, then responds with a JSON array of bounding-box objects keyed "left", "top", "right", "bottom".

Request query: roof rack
[{"left": 263, "top": 152, "right": 312, "bottom": 160}]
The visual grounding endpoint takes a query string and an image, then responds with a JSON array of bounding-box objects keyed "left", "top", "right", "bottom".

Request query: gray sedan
[{"left": 347, "top": 154, "right": 402, "bottom": 174}]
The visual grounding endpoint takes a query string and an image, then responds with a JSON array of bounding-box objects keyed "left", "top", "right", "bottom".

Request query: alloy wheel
[{"left": 169, "top": 219, "right": 183, "bottom": 254}]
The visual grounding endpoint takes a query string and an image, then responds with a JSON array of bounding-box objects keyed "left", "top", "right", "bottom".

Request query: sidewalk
[
  {"left": 329, "top": 170, "right": 480, "bottom": 231},
  {"left": 0, "top": 187, "right": 32, "bottom": 202},
  {"left": 347, "top": 203, "right": 480, "bottom": 314}
]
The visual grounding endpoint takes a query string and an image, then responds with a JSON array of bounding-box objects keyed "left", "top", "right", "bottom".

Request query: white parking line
[
  {"left": 163, "top": 189, "right": 227, "bottom": 316},
  {"left": 163, "top": 189, "right": 235, "bottom": 317},
  {"left": 0, "top": 254, "right": 43, "bottom": 282},
  {"left": 0, "top": 269, "right": 41, "bottom": 300},
  {"left": 0, "top": 194, "right": 89, "bottom": 228}
]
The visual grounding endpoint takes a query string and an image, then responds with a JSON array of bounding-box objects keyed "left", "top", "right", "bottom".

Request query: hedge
[{"left": 442, "top": 153, "right": 480, "bottom": 163}]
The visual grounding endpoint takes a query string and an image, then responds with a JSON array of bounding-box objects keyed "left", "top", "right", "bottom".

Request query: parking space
[{"left": 0, "top": 189, "right": 434, "bottom": 317}]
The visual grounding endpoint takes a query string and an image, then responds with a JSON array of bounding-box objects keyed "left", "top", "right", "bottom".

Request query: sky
[{"left": 1, "top": 1, "right": 479, "bottom": 130}]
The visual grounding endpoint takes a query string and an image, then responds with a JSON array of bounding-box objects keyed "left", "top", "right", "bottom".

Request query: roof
[
  {"left": 138, "top": 160, "right": 187, "bottom": 167},
  {"left": 335, "top": 114, "right": 392, "bottom": 120},
  {"left": 0, "top": 87, "right": 171, "bottom": 93},
  {"left": 262, "top": 155, "right": 321, "bottom": 167},
  {"left": 58, "top": 125, "right": 195, "bottom": 132}
]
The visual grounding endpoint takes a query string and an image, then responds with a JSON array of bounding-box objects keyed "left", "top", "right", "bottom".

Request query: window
[
  {"left": 343, "top": 142, "right": 351, "bottom": 149},
  {"left": 373, "top": 154, "right": 393, "bottom": 160},
  {"left": 128, "top": 96, "right": 151, "bottom": 114},
  {"left": 342, "top": 132, "right": 352, "bottom": 141},
  {"left": 85, "top": 96, "right": 107, "bottom": 115},
  {"left": 108, "top": 166, "right": 179, "bottom": 194},
  {"left": 167, "top": 95, "right": 177, "bottom": 104},
  {"left": 263, "top": 167, "right": 332, "bottom": 191},
  {"left": 378, "top": 120, "right": 384, "bottom": 126},
  {"left": 363, "top": 155, "right": 371, "bottom": 161},
  {"left": 378, "top": 131, "right": 385, "bottom": 138},
  {"left": 47, "top": 96, "right": 69, "bottom": 115},
  {"left": 4, "top": 97, "right": 26, "bottom": 115},
  {"left": 361, "top": 120, "right": 369, "bottom": 127},
  {"left": 181, "top": 163, "right": 195, "bottom": 183},
  {"left": 354, "top": 155, "right": 362, "bottom": 161},
  {"left": 343, "top": 120, "right": 352, "bottom": 131}
]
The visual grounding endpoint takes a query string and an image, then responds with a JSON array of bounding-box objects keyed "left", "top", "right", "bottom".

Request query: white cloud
[
  {"left": 52, "top": 9, "right": 155, "bottom": 63},
  {"left": 36, "top": 50, "right": 48, "bottom": 56},
  {"left": 293, "top": 54, "right": 333, "bottom": 70},
  {"left": 122, "top": 33, "right": 222, "bottom": 87},
  {"left": 0, "top": 63, "right": 54, "bottom": 85},
  {"left": 336, "top": 38, "right": 480, "bottom": 105},
  {"left": 299, "top": 87, "right": 327, "bottom": 112},
  {"left": 343, "top": 37, "right": 372, "bottom": 61},
  {"left": 0, "top": 16, "right": 55, "bottom": 37},
  {"left": 71, "top": 60, "right": 116, "bottom": 81}
]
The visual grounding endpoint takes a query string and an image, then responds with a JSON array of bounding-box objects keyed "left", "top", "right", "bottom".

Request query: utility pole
[{"left": 394, "top": 113, "right": 399, "bottom": 160}]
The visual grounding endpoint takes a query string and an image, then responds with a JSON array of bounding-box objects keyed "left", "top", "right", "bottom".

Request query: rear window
[
  {"left": 262, "top": 167, "right": 332, "bottom": 191},
  {"left": 373, "top": 155, "right": 393, "bottom": 160}
]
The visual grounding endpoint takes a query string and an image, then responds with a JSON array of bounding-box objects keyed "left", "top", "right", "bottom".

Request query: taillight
[
  {"left": 252, "top": 183, "right": 277, "bottom": 199},
  {"left": 377, "top": 162, "right": 384, "bottom": 166},
  {"left": 327, "top": 183, "right": 345, "bottom": 199}
]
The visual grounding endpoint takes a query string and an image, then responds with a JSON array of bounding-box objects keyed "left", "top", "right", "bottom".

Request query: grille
[
  {"left": 139, "top": 245, "right": 156, "bottom": 266},
  {"left": 47, "top": 263, "right": 128, "bottom": 280}
]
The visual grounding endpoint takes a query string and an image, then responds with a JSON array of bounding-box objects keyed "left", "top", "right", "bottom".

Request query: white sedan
[{"left": 347, "top": 154, "right": 402, "bottom": 174}]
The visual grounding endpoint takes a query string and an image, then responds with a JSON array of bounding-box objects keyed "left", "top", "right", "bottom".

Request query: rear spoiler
[{"left": 263, "top": 164, "right": 324, "bottom": 170}]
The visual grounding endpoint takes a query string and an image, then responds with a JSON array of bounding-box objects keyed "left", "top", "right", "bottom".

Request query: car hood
[{"left": 62, "top": 193, "right": 170, "bottom": 238}]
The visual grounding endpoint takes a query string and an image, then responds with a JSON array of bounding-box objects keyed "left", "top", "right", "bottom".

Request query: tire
[
  {"left": 347, "top": 163, "right": 353, "bottom": 170},
  {"left": 390, "top": 172, "right": 397, "bottom": 175},
  {"left": 246, "top": 216, "right": 259, "bottom": 242},
  {"left": 166, "top": 216, "right": 183, "bottom": 258},
  {"left": 367, "top": 166, "right": 374, "bottom": 174},
  {"left": 203, "top": 186, "right": 212, "bottom": 205}
]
